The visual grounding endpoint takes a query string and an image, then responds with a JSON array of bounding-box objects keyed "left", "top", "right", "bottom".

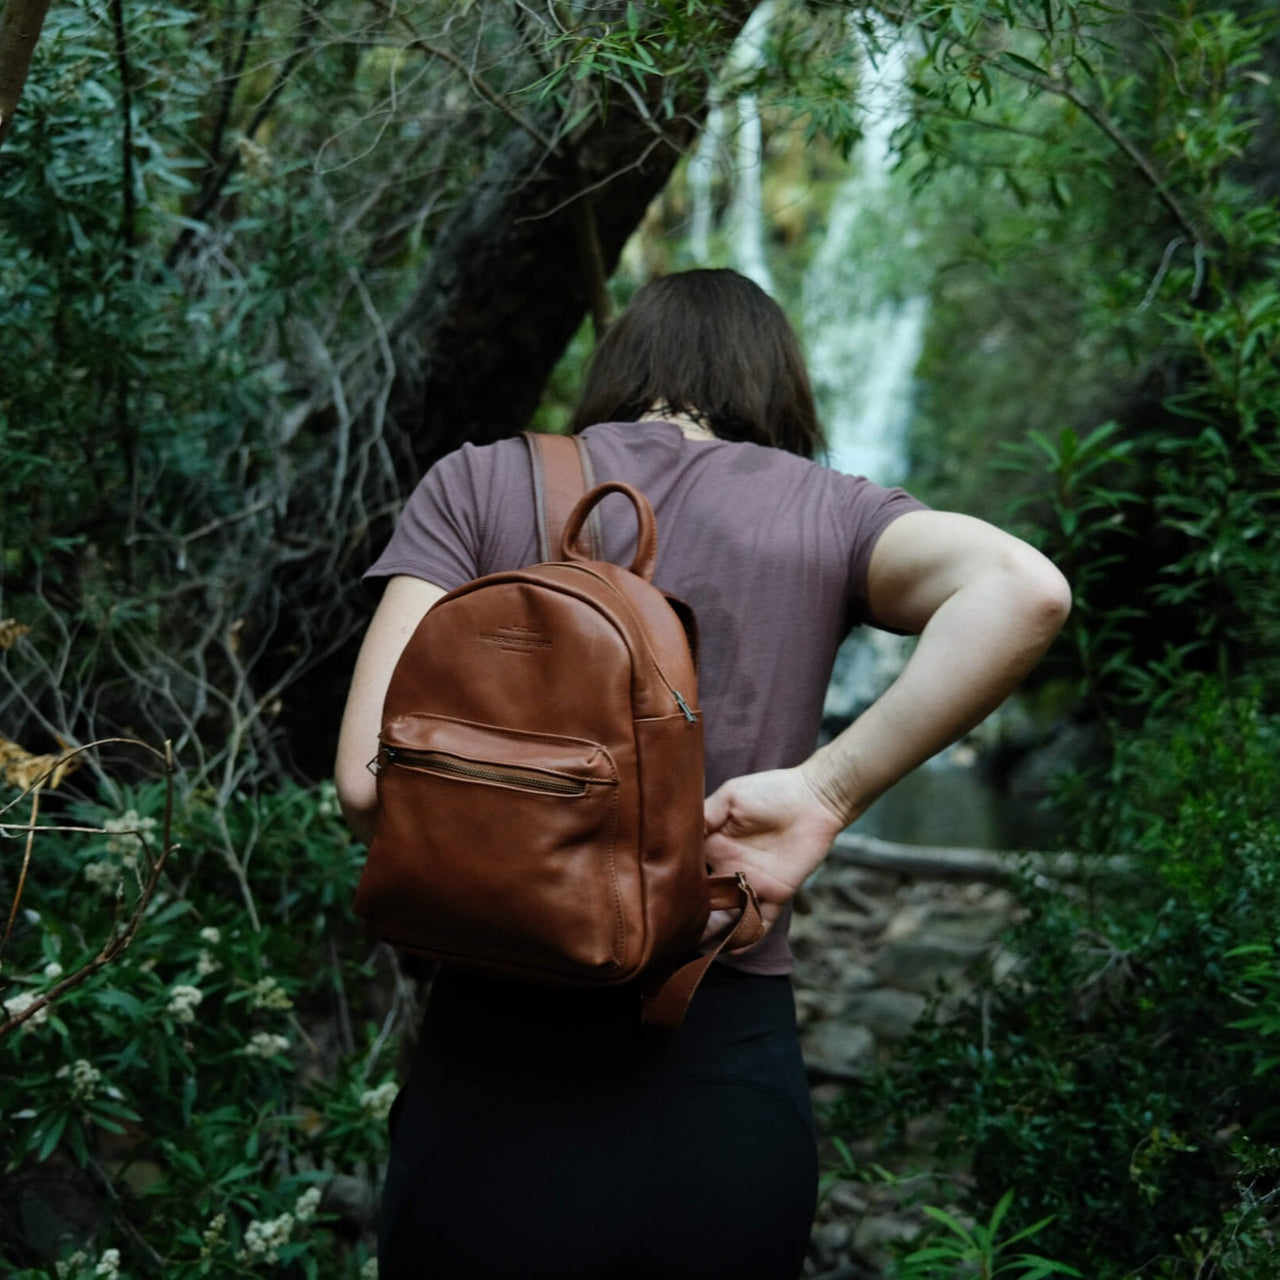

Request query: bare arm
[
  {"left": 702, "top": 510, "right": 1072, "bottom": 930},
  {"left": 334, "top": 575, "right": 447, "bottom": 843}
]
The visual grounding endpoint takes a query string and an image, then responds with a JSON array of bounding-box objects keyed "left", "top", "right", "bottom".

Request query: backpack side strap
[
  {"left": 524, "top": 432, "right": 603, "bottom": 561},
  {"left": 640, "top": 873, "right": 766, "bottom": 1031}
]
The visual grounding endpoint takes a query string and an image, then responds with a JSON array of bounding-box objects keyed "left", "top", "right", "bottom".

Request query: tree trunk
[
  {"left": 382, "top": 9, "right": 759, "bottom": 466},
  {"left": 0, "top": 0, "right": 53, "bottom": 150}
]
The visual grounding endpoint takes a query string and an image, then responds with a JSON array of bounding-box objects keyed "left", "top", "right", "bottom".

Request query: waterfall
[
  {"left": 687, "top": 2, "right": 775, "bottom": 292},
  {"left": 687, "top": 104, "right": 720, "bottom": 265},
  {"left": 802, "top": 27, "right": 926, "bottom": 485},
  {"left": 802, "top": 26, "right": 928, "bottom": 725}
]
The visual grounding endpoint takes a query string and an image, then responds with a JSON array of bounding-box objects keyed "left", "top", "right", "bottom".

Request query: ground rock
[
  {"left": 803, "top": 1021, "right": 877, "bottom": 1080},
  {"left": 840, "top": 988, "right": 928, "bottom": 1042}
]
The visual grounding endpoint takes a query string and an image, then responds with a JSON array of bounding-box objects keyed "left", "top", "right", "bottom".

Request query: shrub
[
  {"left": 833, "top": 680, "right": 1280, "bottom": 1279},
  {"left": 0, "top": 761, "right": 400, "bottom": 1279}
]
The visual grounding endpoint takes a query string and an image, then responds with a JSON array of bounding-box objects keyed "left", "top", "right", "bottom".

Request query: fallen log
[{"left": 827, "top": 831, "right": 1127, "bottom": 885}]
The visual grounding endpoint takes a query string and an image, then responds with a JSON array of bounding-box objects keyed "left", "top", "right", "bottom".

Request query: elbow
[{"left": 1022, "top": 558, "right": 1073, "bottom": 645}]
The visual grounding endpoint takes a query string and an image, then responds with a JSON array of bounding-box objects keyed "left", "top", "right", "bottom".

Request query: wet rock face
[{"left": 793, "top": 859, "right": 1019, "bottom": 1277}]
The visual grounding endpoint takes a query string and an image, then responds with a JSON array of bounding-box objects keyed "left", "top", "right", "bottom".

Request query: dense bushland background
[{"left": 1, "top": 2, "right": 1278, "bottom": 1276}]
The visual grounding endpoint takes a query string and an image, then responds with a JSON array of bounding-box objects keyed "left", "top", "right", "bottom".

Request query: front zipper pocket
[
  {"left": 360, "top": 714, "right": 626, "bottom": 979},
  {"left": 379, "top": 746, "right": 589, "bottom": 796}
]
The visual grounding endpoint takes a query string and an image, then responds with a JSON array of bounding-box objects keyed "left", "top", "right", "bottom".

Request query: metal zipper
[
  {"left": 554, "top": 565, "right": 700, "bottom": 723},
  {"left": 381, "top": 747, "right": 587, "bottom": 795}
]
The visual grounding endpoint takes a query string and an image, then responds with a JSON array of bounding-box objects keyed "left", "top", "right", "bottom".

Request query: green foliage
[
  {"left": 894, "top": 1190, "right": 1081, "bottom": 1280},
  {"left": 0, "top": 772, "right": 393, "bottom": 1277},
  {"left": 833, "top": 681, "right": 1280, "bottom": 1279},
  {"left": 997, "top": 423, "right": 1145, "bottom": 717},
  {"left": 900, "top": 0, "right": 1280, "bottom": 717}
]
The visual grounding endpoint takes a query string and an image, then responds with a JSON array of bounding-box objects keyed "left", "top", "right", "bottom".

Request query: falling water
[
  {"left": 686, "top": 3, "right": 775, "bottom": 291},
  {"left": 802, "top": 28, "right": 926, "bottom": 485}
]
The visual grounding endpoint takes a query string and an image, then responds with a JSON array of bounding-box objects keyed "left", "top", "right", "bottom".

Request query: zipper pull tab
[{"left": 673, "top": 690, "right": 698, "bottom": 723}]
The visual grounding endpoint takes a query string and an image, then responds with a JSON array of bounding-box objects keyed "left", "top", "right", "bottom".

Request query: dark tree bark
[
  {"left": 383, "top": 8, "right": 760, "bottom": 466},
  {"left": 0, "top": 0, "right": 54, "bottom": 150},
  {"left": 272, "top": 2, "right": 763, "bottom": 773}
]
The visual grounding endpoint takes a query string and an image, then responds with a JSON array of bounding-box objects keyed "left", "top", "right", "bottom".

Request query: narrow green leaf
[
  {"left": 1001, "top": 51, "right": 1050, "bottom": 77},
  {"left": 36, "top": 1110, "right": 69, "bottom": 1162}
]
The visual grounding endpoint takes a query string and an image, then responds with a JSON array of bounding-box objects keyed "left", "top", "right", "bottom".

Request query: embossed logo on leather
[{"left": 480, "top": 624, "right": 551, "bottom": 653}]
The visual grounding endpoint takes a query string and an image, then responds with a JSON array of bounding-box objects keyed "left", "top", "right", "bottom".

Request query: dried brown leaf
[
  {"left": 0, "top": 620, "right": 31, "bottom": 651},
  {"left": 0, "top": 736, "right": 79, "bottom": 792}
]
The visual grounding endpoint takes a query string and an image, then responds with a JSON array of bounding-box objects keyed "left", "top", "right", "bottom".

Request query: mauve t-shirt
[{"left": 366, "top": 419, "right": 927, "bottom": 974}]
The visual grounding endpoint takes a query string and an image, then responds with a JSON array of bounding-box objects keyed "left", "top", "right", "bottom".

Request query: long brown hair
[{"left": 569, "top": 269, "right": 825, "bottom": 458}]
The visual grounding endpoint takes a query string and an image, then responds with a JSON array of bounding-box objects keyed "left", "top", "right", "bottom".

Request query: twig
[
  {"left": 0, "top": 788, "right": 40, "bottom": 971},
  {"left": 366, "top": 0, "right": 559, "bottom": 154},
  {"left": 164, "top": 5, "right": 320, "bottom": 269},
  {"left": 1138, "top": 236, "right": 1186, "bottom": 311},
  {"left": 0, "top": 739, "right": 177, "bottom": 1038},
  {"left": 205, "top": 0, "right": 265, "bottom": 178},
  {"left": 878, "top": 2, "right": 1205, "bottom": 282},
  {"left": 514, "top": 133, "right": 666, "bottom": 224},
  {"left": 570, "top": 187, "right": 614, "bottom": 336},
  {"left": 993, "top": 57, "right": 1203, "bottom": 257},
  {"left": 109, "top": 0, "right": 137, "bottom": 251},
  {"left": 328, "top": 935, "right": 356, "bottom": 1057}
]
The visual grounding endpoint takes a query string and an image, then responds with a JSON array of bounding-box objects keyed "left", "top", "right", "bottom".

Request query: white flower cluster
[
  {"left": 195, "top": 926, "right": 222, "bottom": 976},
  {"left": 316, "top": 780, "right": 340, "bottom": 818},
  {"left": 251, "top": 976, "right": 294, "bottom": 1011},
  {"left": 83, "top": 809, "right": 158, "bottom": 893},
  {"left": 54, "top": 1247, "right": 119, "bottom": 1280},
  {"left": 84, "top": 859, "right": 122, "bottom": 894},
  {"left": 243, "top": 1031, "right": 290, "bottom": 1060},
  {"left": 3, "top": 990, "right": 48, "bottom": 1030},
  {"left": 200, "top": 1212, "right": 227, "bottom": 1259},
  {"left": 361, "top": 1258, "right": 378, "bottom": 1279},
  {"left": 239, "top": 1212, "right": 294, "bottom": 1264},
  {"left": 167, "top": 983, "right": 204, "bottom": 1023},
  {"left": 57, "top": 1058, "right": 102, "bottom": 1102},
  {"left": 360, "top": 1081, "right": 398, "bottom": 1122},
  {"left": 294, "top": 1186, "right": 322, "bottom": 1223},
  {"left": 104, "top": 809, "right": 157, "bottom": 865},
  {"left": 234, "top": 1187, "right": 323, "bottom": 1264}
]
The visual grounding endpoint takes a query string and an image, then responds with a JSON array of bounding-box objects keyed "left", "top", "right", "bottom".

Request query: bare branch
[{"left": 366, "top": 0, "right": 561, "bottom": 154}]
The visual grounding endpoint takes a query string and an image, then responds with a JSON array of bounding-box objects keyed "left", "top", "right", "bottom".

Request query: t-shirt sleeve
[
  {"left": 841, "top": 478, "right": 931, "bottom": 625},
  {"left": 364, "top": 444, "right": 492, "bottom": 592}
]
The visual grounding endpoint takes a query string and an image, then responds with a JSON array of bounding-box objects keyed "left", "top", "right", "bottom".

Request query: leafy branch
[{"left": 0, "top": 737, "right": 177, "bottom": 1039}]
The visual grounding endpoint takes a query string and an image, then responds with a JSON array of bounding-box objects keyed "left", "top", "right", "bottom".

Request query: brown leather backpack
[{"left": 352, "top": 433, "right": 762, "bottom": 1028}]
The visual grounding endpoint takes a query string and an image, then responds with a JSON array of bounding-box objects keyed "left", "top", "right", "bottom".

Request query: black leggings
[{"left": 379, "top": 964, "right": 818, "bottom": 1279}]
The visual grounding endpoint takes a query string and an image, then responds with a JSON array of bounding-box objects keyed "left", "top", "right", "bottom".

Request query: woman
[{"left": 335, "top": 269, "right": 1071, "bottom": 1279}]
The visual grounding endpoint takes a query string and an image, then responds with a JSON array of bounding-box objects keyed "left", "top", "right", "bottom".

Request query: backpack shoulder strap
[{"left": 524, "top": 431, "right": 603, "bottom": 561}]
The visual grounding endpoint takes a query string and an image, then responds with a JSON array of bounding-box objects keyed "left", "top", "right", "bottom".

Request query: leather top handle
[{"left": 561, "top": 482, "right": 657, "bottom": 581}]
